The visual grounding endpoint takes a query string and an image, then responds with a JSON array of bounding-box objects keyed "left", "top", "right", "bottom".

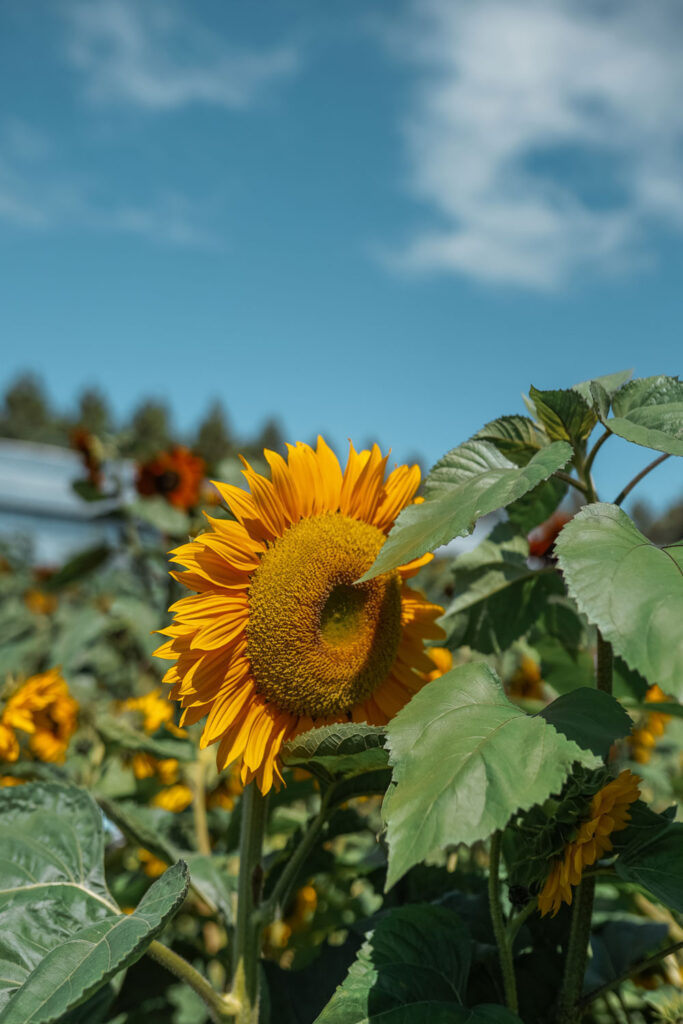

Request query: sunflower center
[{"left": 246, "top": 512, "right": 402, "bottom": 718}]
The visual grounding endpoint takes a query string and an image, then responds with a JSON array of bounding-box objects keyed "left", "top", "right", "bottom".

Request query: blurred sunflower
[
  {"left": 538, "top": 770, "right": 640, "bottom": 917},
  {"left": 156, "top": 437, "right": 444, "bottom": 793},
  {"left": 120, "top": 687, "right": 185, "bottom": 738},
  {"left": 629, "top": 684, "right": 672, "bottom": 764},
  {"left": 136, "top": 445, "right": 205, "bottom": 510},
  {"left": 152, "top": 783, "right": 193, "bottom": 813},
  {"left": 2, "top": 669, "right": 78, "bottom": 763}
]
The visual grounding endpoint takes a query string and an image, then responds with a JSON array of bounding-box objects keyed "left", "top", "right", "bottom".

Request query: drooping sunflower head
[{"left": 156, "top": 437, "right": 445, "bottom": 793}]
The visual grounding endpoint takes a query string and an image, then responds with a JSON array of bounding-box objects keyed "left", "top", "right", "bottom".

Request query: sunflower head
[
  {"left": 1, "top": 669, "right": 78, "bottom": 764},
  {"left": 136, "top": 445, "right": 206, "bottom": 510},
  {"left": 156, "top": 437, "right": 444, "bottom": 793},
  {"left": 537, "top": 769, "right": 641, "bottom": 917}
]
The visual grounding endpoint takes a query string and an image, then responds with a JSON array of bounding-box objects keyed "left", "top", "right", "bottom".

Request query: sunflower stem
[
  {"left": 192, "top": 747, "right": 213, "bottom": 857},
  {"left": 488, "top": 830, "right": 518, "bottom": 1013},
  {"left": 557, "top": 876, "right": 596, "bottom": 1024},
  {"left": 148, "top": 940, "right": 240, "bottom": 1022},
  {"left": 231, "top": 782, "right": 268, "bottom": 1024},
  {"left": 596, "top": 631, "right": 613, "bottom": 695},
  {"left": 257, "top": 786, "right": 333, "bottom": 926}
]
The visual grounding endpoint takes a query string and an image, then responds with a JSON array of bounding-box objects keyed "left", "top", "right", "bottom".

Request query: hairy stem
[
  {"left": 614, "top": 452, "right": 671, "bottom": 507},
  {"left": 583, "top": 429, "right": 611, "bottom": 480},
  {"left": 596, "top": 631, "right": 613, "bottom": 695},
  {"left": 148, "top": 940, "right": 239, "bottom": 1022},
  {"left": 257, "top": 786, "right": 333, "bottom": 925},
  {"left": 506, "top": 896, "right": 538, "bottom": 946},
  {"left": 557, "top": 877, "right": 596, "bottom": 1023},
  {"left": 192, "top": 747, "right": 213, "bottom": 857},
  {"left": 553, "top": 471, "right": 590, "bottom": 497},
  {"left": 231, "top": 783, "right": 268, "bottom": 1024},
  {"left": 578, "top": 938, "right": 683, "bottom": 1010},
  {"left": 488, "top": 831, "right": 518, "bottom": 1013}
]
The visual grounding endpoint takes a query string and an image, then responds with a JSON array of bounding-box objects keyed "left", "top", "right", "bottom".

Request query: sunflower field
[{"left": 1, "top": 370, "right": 682, "bottom": 1024}]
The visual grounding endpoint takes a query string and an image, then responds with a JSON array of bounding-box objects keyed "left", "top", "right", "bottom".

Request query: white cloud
[
  {"left": 62, "top": 0, "right": 298, "bottom": 110},
  {"left": 383, "top": 0, "right": 683, "bottom": 288},
  {"left": 0, "top": 124, "right": 220, "bottom": 248}
]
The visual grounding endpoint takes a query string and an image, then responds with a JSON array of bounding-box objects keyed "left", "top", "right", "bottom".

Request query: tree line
[{"left": 0, "top": 373, "right": 285, "bottom": 470}]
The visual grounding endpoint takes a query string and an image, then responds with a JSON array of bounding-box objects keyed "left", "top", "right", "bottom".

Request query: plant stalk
[
  {"left": 488, "top": 830, "right": 518, "bottom": 1013},
  {"left": 257, "top": 786, "right": 333, "bottom": 925},
  {"left": 596, "top": 631, "right": 613, "bottom": 695},
  {"left": 613, "top": 452, "right": 670, "bottom": 507},
  {"left": 231, "top": 782, "right": 268, "bottom": 1024},
  {"left": 583, "top": 429, "right": 611, "bottom": 480},
  {"left": 557, "top": 877, "right": 596, "bottom": 1024},
  {"left": 192, "top": 747, "right": 213, "bottom": 857},
  {"left": 148, "top": 940, "right": 240, "bottom": 1022},
  {"left": 578, "top": 938, "right": 683, "bottom": 1010}
]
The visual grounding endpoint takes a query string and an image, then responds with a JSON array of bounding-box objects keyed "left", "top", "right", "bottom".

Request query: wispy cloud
[
  {"left": 62, "top": 0, "right": 299, "bottom": 110},
  {"left": 382, "top": 0, "right": 683, "bottom": 289},
  {"left": 0, "top": 120, "right": 220, "bottom": 247}
]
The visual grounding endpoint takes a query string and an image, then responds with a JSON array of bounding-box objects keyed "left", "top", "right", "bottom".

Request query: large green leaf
[
  {"left": 529, "top": 386, "right": 597, "bottom": 446},
  {"left": 314, "top": 905, "right": 490, "bottom": 1024},
  {"left": 615, "top": 819, "right": 683, "bottom": 912},
  {"left": 468, "top": 415, "right": 547, "bottom": 467},
  {"left": 282, "top": 724, "right": 388, "bottom": 778},
  {"left": 0, "top": 783, "right": 189, "bottom": 1022},
  {"left": 383, "top": 664, "right": 599, "bottom": 888},
  {"left": 555, "top": 503, "right": 683, "bottom": 698},
  {"left": 539, "top": 688, "right": 632, "bottom": 758},
  {"left": 362, "top": 441, "right": 572, "bottom": 581},
  {"left": 441, "top": 523, "right": 556, "bottom": 653},
  {"left": 593, "top": 375, "right": 683, "bottom": 456},
  {"left": 572, "top": 369, "right": 633, "bottom": 407}
]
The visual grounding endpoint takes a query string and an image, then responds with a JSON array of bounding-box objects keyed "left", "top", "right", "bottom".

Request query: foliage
[{"left": 0, "top": 368, "right": 682, "bottom": 1024}]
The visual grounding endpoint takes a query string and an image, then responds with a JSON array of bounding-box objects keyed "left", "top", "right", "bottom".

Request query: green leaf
[
  {"left": 95, "top": 715, "right": 194, "bottom": 762},
  {"left": 383, "top": 663, "right": 600, "bottom": 889},
  {"left": 128, "top": 497, "right": 190, "bottom": 536},
  {"left": 43, "top": 544, "right": 110, "bottom": 591},
  {"left": 313, "top": 905, "right": 474, "bottom": 1024},
  {"left": 468, "top": 415, "right": 547, "bottom": 467},
  {"left": 615, "top": 819, "right": 683, "bottom": 912},
  {"left": 538, "top": 688, "right": 633, "bottom": 758},
  {"left": 529, "top": 386, "right": 597, "bottom": 446},
  {"left": 362, "top": 441, "right": 572, "bottom": 581},
  {"left": 572, "top": 369, "right": 633, "bottom": 407},
  {"left": 555, "top": 503, "right": 683, "bottom": 698},
  {"left": 282, "top": 724, "right": 388, "bottom": 779},
  {"left": 594, "top": 375, "right": 683, "bottom": 456},
  {"left": 441, "top": 523, "right": 557, "bottom": 653},
  {"left": 506, "top": 477, "right": 567, "bottom": 533},
  {"left": 1, "top": 864, "right": 188, "bottom": 1024},
  {"left": 0, "top": 782, "right": 189, "bottom": 1022}
]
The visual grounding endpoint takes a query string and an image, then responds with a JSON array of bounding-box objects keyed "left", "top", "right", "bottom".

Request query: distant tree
[
  {"left": 75, "top": 388, "right": 111, "bottom": 436},
  {"left": 632, "top": 497, "right": 683, "bottom": 545},
  {"left": 0, "top": 373, "right": 53, "bottom": 442},
  {"left": 195, "top": 400, "right": 234, "bottom": 470},
  {"left": 123, "top": 400, "right": 173, "bottom": 460},
  {"left": 253, "top": 416, "right": 285, "bottom": 456}
]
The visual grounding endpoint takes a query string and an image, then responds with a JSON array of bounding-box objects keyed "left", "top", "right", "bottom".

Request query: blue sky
[{"left": 0, "top": 0, "right": 681, "bottom": 509}]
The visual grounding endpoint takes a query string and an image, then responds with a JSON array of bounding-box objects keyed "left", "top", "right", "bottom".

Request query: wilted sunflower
[
  {"left": 156, "top": 437, "right": 444, "bottom": 792},
  {"left": 538, "top": 770, "right": 640, "bottom": 917}
]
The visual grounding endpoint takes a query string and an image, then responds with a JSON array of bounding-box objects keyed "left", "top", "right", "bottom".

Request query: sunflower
[
  {"left": 136, "top": 445, "right": 205, "bottom": 510},
  {"left": 629, "top": 684, "right": 672, "bottom": 765},
  {"left": 156, "top": 437, "right": 444, "bottom": 793},
  {"left": 538, "top": 770, "right": 640, "bottom": 917},
  {"left": 2, "top": 669, "right": 78, "bottom": 763}
]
